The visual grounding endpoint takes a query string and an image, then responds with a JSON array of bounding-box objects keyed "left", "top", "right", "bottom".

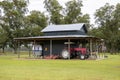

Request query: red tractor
[{"left": 62, "top": 48, "right": 90, "bottom": 60}]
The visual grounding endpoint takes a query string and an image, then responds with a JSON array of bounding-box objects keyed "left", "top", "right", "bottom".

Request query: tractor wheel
[
  {"left": 85, "top": 54, "right": 90, "bottom": 59},
  {"left": 80, "top": 55, "right": 85, "bottom": 60},
  {"left": 62, "top": 50, "right": 70, "bottom": 59}
]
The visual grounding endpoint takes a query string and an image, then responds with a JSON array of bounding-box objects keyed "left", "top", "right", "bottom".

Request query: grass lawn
[{"left": 0, "top": 53, "right": 120, "bottom": 80}]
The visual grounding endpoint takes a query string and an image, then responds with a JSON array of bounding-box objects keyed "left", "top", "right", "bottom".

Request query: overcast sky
[{"left": 28, "top": 0, "right": 120, "bottom": 25}]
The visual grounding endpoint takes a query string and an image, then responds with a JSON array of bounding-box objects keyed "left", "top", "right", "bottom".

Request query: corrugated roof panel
[
  {"left": 41, "top": 23, "right": 85, "bottom": 32},
  {"left": 14, "top": 35, "right": 95, "bottom": 40}
]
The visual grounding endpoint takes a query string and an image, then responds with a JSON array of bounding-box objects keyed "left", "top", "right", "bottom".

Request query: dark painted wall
[
  {"left": 42, "top": 40, "right": 68, "bottom": 56},
  {"left": 42, "top": 40, "right": 50, "bottom": 56},
  {"left": 43, "top": 30, "right": 86, "bottom": 36}
]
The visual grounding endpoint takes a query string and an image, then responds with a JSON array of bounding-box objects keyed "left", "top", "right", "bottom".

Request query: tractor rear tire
[{"left": 62, "top": 50, "right": 70, "bottom": 59}]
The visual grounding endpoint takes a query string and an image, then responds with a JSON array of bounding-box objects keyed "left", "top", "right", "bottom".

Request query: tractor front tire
[{"left": 80, "top": 55, "right": 85, "bottom": 60}]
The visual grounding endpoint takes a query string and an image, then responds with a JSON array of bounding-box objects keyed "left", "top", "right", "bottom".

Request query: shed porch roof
[{"left": 14, "top": 35, "right": 98, "bottom": 41}]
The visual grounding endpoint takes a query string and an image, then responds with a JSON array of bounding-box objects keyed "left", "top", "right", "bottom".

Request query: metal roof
[
  {"left": 41, "top": 23, "right": 85, "bottom": 32},
  {"left": 14, "top": 35, "right": 96, "bottom": 41}
]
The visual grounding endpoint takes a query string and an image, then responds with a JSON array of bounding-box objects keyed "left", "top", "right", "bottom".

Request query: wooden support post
[
  {"left": 90, "top": 39, "right": 93, "bottom": 56},
  {"left": 96, "top": 40, "right": 99, "bottom": 59},
  {"left": 28, "top": 42, "right": 31, "bottom": 58},
  {"left": 50, "top": 39, "right": 52, "bottom": 56},
  {"left": 18, "top": 41, "right": 20, "bottom": 58},
  {"left": 68, "top": 39, "right": 70, "bottom": 59},
  {"left": 33, "top": 40, "right": 36, "bottom": 57}
]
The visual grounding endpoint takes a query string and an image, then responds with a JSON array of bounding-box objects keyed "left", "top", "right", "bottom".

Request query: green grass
[{"left": 0, "top": 53, "right": 120, "bottom": 80}]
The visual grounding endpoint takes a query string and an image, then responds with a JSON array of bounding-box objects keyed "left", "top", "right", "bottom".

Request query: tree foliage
[
  {"left": 0, "top": 0, "right": 48, "bottom": 53},
  {"left": 64, "top": 0, "right": 89, "bottom": 24},
  {"left": 24, "top": 10, "right": 47, "bottom": 36},
  {"left": 0, "top": 0, "right": 28, "bottom": 53},
  {"left": 44, "top": 0, "right": 90, "bottom": 24},
  {"left": 90, "top": 3, "right": 120, "bottom": 53},
  {"left": 44, "top": 0, "right": 63, "bottom": 24},
  {"left": 0, "top": 27, "right": 8, "bottom": 53}
]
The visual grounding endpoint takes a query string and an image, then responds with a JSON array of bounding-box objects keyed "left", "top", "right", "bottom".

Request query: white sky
[{"left": 28, "top": 0, "right": 120, "bottom": 25}]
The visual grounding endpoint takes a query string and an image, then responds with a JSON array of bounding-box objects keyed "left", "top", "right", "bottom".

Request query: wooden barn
[{"left": 15, "top": 23, "right": 99, "bottom": 59}]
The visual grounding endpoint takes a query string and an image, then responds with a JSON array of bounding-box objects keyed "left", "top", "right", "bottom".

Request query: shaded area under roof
[{"left": 41, "top": 23, "right": 85, "bottom": 32}]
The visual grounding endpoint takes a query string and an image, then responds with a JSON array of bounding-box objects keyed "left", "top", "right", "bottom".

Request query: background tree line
[
  {"left": 89, "top": 3, "right": 120, "bottom": 54},
  {"left": 0, "top": 0, "right": 120, "bottom": 54}
]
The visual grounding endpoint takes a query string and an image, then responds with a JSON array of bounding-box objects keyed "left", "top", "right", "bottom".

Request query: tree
[
  {"left": 25, "top": 10, "right": 47, "bottom": 36},
  {"left": 88, "top": 27, "right": 104, "bottom": 39},
  {"left": 44, "top": 0, "right": 90, "bottom": 25},
  {"left": 0, "top": 27, "right": 8, "bottom": 53},
  {"left": 64, "top": 0, "right": 90, "bottom": 24},
  {"left": 44, "top": 0, "right": 63, "bottom": 24},
  {"left": 93, "top": 3, "right": 120, "bottom": 54},
  {"left": 113, "top": 3, "right": 120, "bottom": 52},
  {"left": 0, "top": 0, "right": 28, "bottom": 53}
]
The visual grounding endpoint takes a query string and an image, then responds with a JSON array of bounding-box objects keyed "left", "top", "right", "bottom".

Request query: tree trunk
[
  {"left": 13, "top": 42, "right": 19, "bottom": 54},
  {"left": 110, "top": 47, "right": 114, "bottom": 55},
  {"left": 28, "top": 46, "right": 31, "bottom": 58},
  {"left": 13, "top": 47, "right": 17, "bottom": 54},
  {"left": 2, "top": 46, "right": 5, "bottom": 53},
  {"left": 110, "top": 43, "right": 116, "bottom": 55}
]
